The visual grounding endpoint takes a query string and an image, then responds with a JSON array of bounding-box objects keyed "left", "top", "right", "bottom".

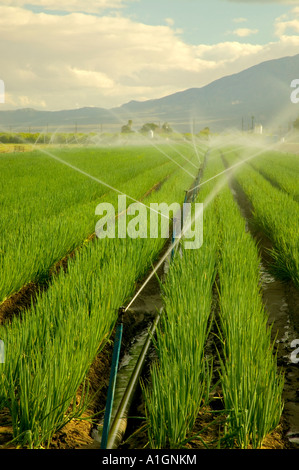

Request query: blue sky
[
  {"left": 123, "top": 0, "right": 287, "bottom": 45},
  {"left": 0, "top": 0, "right": 299, "bottom": 110},
  {"left": 27, "top": 0, "right": 289, "bottom": 45}
]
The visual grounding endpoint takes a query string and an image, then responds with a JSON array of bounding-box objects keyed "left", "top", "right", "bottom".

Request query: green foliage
[
  {"left": 121, "top": 120, "right": 134, "bottom": 133},
  {"left": 139, "top": 123, "right": 159, "bottom": 133},
  {"left": 0, "top": 143, "right": 199, "bottom": 448},
  {"left": 226, "top": 150, "right": 299, "bottom": 288},
  {"left": 162, "top": 122, "right": 172, "bottom": 134},
  {"left": 144, "top": 158, "right": 219, "bottom": 449},
  {"left": 293, "top": 116, "right": 299, "bottom": 130},
  {"left": 197, "top": 127, "right": 210, "bottom": 140},
  {"left": 144, "top": 151, "right": 284, "bottom": 449},
  {"left": 213, "top": 153, "right": 284, "bottom": 448},
  {"left": 0, "top": 132, "right": 101, "bottom": 145},
  {"left": 0, "top": 145, "right": 192, "bottom": 303},
  {"left": 249, "top": 151, "right": 299, "bottom": 201}
]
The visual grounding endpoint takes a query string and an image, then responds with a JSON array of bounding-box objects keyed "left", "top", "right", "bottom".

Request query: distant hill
[
  {"left": 0, "top": 54, "right": 299, "bottom": 133},
  {"left": 115, "top": 53, "right": 299, "bottom": 132},
  {"left": 0, "top": 106, "right": 114, "bottom": 133}
]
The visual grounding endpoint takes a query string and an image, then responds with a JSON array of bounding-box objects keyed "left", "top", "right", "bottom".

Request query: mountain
[
  {"left": 0, "top": 54, "right": 299, "bottom": 133},
  {"left": 0, "top": 106, "right": 115, "bottom": 132},
  {"left": 115, "top": 53, "right": 299, "bottom": 132}
]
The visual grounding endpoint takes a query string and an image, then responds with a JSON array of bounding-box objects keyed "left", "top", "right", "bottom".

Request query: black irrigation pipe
[
  {"left": 106, "top": 312, "right": 161, "bottom": 449},
  {"left": 100, "top": 315, "right": 124, "bottom": 449}
]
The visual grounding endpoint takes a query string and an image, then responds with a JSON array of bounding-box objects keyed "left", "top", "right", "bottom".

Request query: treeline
[
  {"left": 0, "top": 132, "right": 97, "bottom": 144},
  {"left": 121, "top": 120, "right": 211, "bottom": 139},
  {"left": 293, "top": 116, "right": 299, "bottom": 130},
  {"left": 121, "top": 120, "right": 173, "bottom": 134},
  {"left": 0, "top": 126, "right": 211, "bottom": 145}
]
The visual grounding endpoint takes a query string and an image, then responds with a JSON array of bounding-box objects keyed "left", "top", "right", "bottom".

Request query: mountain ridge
[{"left": 1, "top": 53, "right": 299, "bottom": 132}]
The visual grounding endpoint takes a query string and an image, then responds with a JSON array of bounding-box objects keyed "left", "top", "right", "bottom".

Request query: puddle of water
[{"left": 259, "top": 263, "right": 276, "bottom": 286}]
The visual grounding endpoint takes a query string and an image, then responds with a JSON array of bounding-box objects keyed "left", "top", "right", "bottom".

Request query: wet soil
[{"left": 0, "top": 281, "right": 46, "bottom": 325}]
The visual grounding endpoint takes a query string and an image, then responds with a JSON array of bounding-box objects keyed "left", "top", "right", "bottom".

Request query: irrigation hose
[
  {"left": 101, "top": 311, "right": 124, "bottom": 449},
  {"left": 106, "top": 312, "right": 161, "bottom": 450}
]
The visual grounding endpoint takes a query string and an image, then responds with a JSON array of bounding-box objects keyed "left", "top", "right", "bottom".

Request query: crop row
[
  {"left": 0, "top": 145, "right": 197, "bottom": 304},
  {"left": 225, "top": 151, "right": 299, "bottom": 289},
  {"left": 143, "top": 150, "right": 284, "bottom": 449},
  {"left": 215, "top": 151, "right": 284, "bottom": 448},
  {"left": 143, "top": 160, "right": 217, "bottom": 448},
  {"left": 0, "top": 150, "right": 197, "bottom": 448},
  {"left": 248, "top": 151, "right": 299, "bottom": 201}
]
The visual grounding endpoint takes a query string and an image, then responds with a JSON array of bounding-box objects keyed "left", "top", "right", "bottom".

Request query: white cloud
[
  {"left": 165, "top": 18, "right": 175, "bottom": 27},
  {"left": 195, "top": 42, "right": 263, "bottom": 62},
  {"left": 275, "top": 7, "right": 299, "bottom": 36},
  {"left": 230, "top": 28, "right": 259, "bottom": 37},
  {"left": 5, "top": 92, "right": 47, "bottom": 108},
  {"left": 232, "top": 17, "right": 247, "bottom": 23},
  {"left": 70, "top": 68, "right": 115, "bottom": 89},
  {"left": 276, "top": 18, "right": 299, "bottom": 35},
  {"left": 1, "top": 5, "right": 299, "bottom": 111}
]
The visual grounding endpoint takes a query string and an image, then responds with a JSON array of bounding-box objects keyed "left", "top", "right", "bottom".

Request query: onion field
[{"left": 0, "top": 140, "right": 298, "bottom": 450}]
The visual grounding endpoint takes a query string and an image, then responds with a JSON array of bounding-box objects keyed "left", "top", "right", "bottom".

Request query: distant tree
[
  {"left": 140, "top": 122, "right": 159, "bottom": 133},
  {"left": 162, "top": 122, "right": 173, "bottom": 133},
  {"left": 121, "top": 119, "right": 134, "bottom": 133},
  {"left": 293, "top": 116, "right": 299, "bottom": 130},
  {"left": 198, "top": 127, "right": 210, "bottom": 140}
]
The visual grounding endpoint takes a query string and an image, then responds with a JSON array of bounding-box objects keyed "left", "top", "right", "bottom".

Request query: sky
[{"left": 0, "top": 0, "right": 299, "bottom": 111}]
